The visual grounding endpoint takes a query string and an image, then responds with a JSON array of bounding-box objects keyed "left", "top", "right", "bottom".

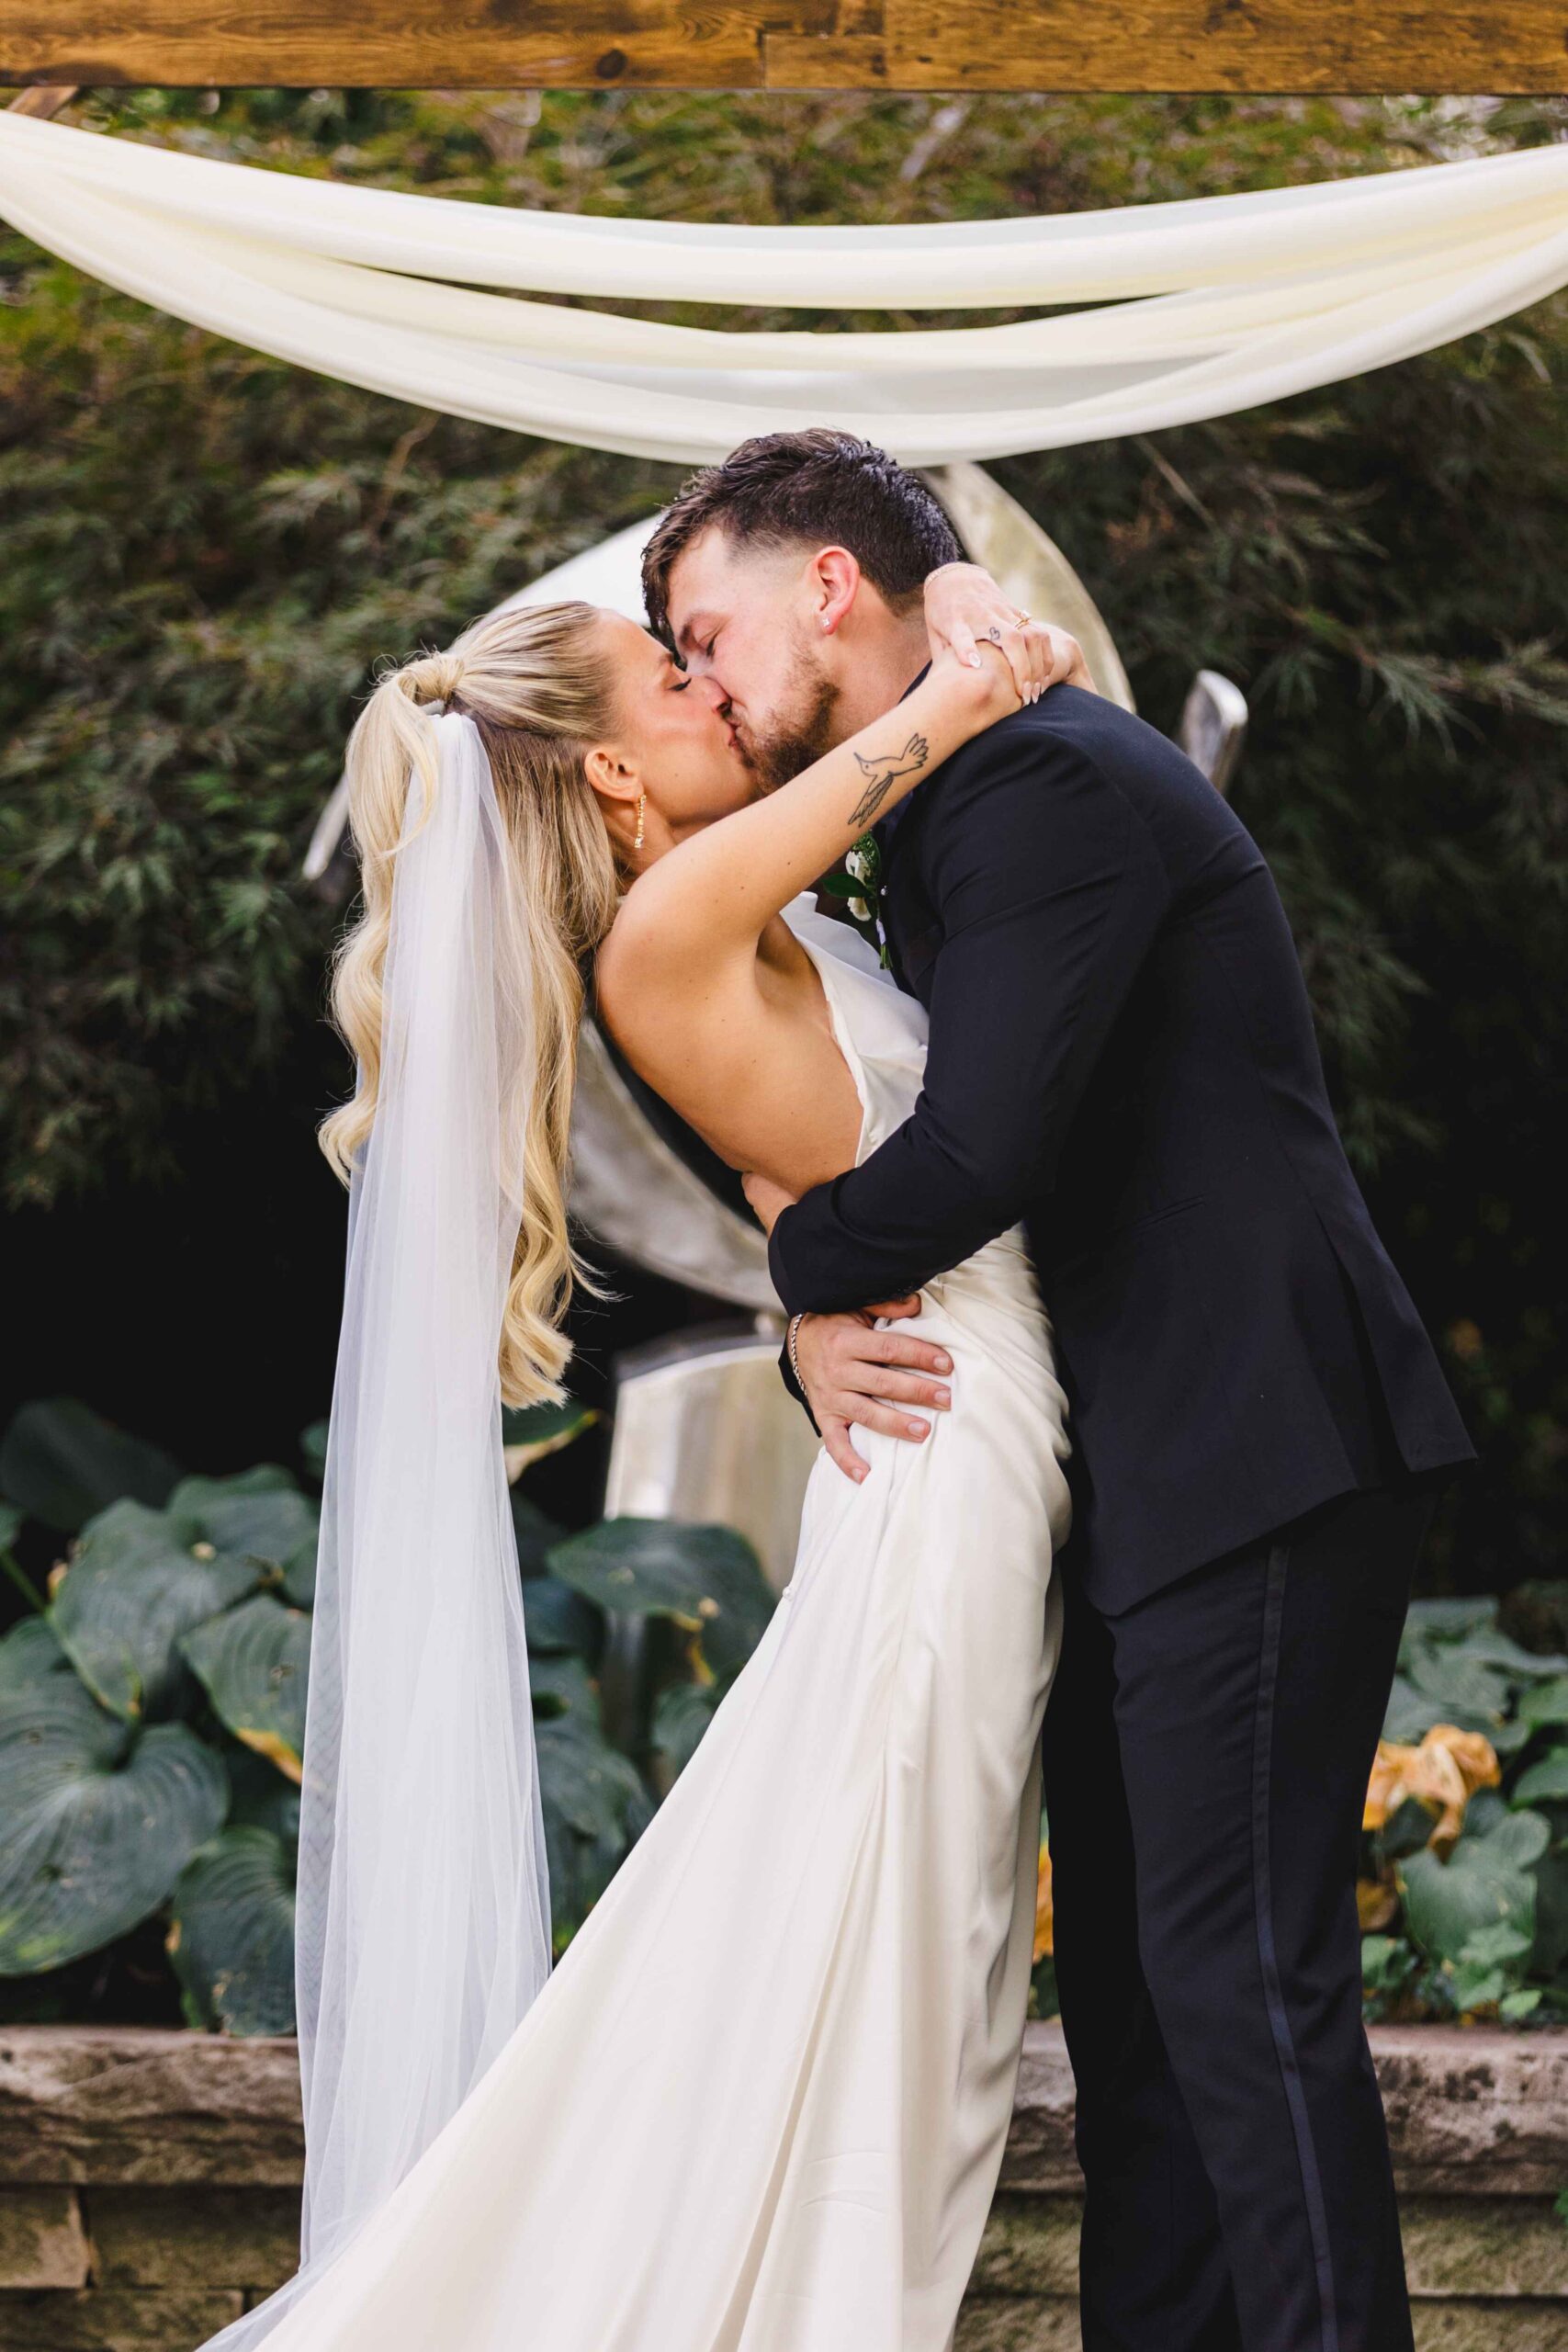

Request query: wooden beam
[
  {"left": 1, "top": 4, "right": 1564, "bottom": 95},
  {"left": 6, "top": 83, "right": 76, "bottom": 115}
]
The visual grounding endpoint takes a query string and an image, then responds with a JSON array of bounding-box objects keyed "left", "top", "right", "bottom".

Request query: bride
[{"left": 204, "top": 564, "right": 1084, "bottom": 2352}]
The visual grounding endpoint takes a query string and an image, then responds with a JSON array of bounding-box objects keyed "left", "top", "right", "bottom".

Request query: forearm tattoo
[{"left": 848, "top": 731, "right": 930, "bottom": 827}]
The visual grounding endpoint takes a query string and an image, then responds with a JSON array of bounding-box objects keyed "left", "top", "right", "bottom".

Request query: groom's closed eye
[{"left": 678, "top": 620, "right": 721, "bottom": 670}]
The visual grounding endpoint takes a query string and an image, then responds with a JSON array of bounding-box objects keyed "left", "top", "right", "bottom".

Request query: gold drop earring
[{"left": 633, "top": 790, "right": 646, "bottom": 853}]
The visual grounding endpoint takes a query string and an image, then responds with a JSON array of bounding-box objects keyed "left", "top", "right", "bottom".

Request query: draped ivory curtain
[{"left": 1, "top": 110, "right": 1565, "bottom": 463}]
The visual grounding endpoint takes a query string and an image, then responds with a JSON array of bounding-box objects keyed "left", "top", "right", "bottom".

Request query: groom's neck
[{"left": 827, "top": 613, "right": 931, "bottom": 744}]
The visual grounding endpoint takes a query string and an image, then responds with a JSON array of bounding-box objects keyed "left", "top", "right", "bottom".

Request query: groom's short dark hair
[{"left": 641, "top": 429, "right": 963, "bottom": 645}]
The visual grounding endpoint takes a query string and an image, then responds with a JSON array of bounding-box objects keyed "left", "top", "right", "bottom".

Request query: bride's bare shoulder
[
  {"left": 593, "top": 869, "right": 694, "bottom": 1051},
  {"left": 598, "top": 866, "right": 671, "bottom": 977},
  {"left": 592, "top": 891, "right": 645, "bottom": 1025}
]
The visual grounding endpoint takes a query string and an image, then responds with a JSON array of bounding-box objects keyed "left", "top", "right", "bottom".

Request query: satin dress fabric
[{"left": 257, "top": 896, "right": 1072, "bottom": 2352}]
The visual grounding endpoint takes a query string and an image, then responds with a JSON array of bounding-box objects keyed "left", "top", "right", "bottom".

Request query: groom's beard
[{"left": 738, "top": 657, "right": 841, "bottom": 796}]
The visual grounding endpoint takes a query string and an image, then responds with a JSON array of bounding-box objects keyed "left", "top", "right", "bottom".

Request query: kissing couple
[{"left": 208, "top": 429, "right": 1473, "bottom": 2352}]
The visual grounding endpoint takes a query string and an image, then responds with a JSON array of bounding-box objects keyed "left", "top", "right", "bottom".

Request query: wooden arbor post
[{"left": 3, "top": 4, "right": 1566, "bottom": 96}]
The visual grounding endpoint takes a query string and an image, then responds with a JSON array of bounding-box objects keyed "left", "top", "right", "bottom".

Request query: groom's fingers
[
  {"left": 863, "top": 1324, "right": 952, "bottom": 1378},
  {"left": 846, "top": 1365, "right": 951, "bottom": 1411},
  {"left": 863, "top": 1292, "right": 921, "bottom": 1320},
  {"left": 821, "top": 1417, "right": 870, "bottom": 1483}
]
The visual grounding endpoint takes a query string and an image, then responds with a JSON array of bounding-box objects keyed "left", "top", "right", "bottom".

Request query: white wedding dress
[{"left": 257, "top": 896, "right": 1073, "bottom": 2352}]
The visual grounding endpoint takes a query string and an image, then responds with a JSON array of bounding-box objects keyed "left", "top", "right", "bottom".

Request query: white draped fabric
[{"left": 1, "top": 111, "right": 1565, "bottom": 462}]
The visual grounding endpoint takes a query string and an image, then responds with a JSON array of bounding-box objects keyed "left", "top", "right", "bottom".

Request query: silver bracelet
[{"left": 786, "top": 1311, "right": 806, "bottom": 1386}]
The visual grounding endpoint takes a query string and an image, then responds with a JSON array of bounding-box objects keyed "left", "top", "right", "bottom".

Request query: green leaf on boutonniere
[{"left": 820, "top": 831, "right": 887, "bottom": 961}]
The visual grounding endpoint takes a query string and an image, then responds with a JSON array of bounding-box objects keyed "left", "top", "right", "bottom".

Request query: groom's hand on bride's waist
[{"left": 790, "top": 1304, "right": 953, "bottom": 1485}]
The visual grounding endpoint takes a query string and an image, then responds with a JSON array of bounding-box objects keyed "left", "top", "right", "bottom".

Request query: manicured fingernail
[
  {"left": 908, "top": 1419, "right": 927, "bottom": 1438},
  {"left": 934, "top": 1352, "right": 951, "bottom": 1372},
  {"left": 935, "top": 1391, "right": 951, "bottom": 1409},
  {"left": 968, "top": 651, "right": 982, "bottom": 666}
]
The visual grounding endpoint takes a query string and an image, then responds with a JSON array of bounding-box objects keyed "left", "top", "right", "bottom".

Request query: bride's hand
[
  {"left": 923, "top": 561, "right": 1096, "bottom": 703},
  {"left": 927, "top": 636, "right": 1021, "bottom": 734}
]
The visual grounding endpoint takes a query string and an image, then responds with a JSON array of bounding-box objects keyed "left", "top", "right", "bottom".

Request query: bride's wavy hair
[{"left": 318, "top": 600, "right": 624, "bottom": 1407}]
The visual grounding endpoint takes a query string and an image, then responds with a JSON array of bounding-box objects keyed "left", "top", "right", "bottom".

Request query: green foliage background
[{"left": 2, "top": 89, "right": 1564, "bottom": 1589}]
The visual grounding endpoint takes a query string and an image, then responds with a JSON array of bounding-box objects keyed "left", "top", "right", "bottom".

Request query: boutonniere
[{"left": 819, "top": 831, "right": 890, "bottom": 967}]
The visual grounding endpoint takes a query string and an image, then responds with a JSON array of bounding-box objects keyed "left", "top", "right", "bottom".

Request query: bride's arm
[{"left": 605, "top": 645, "right": 1017, "bottom": 976}]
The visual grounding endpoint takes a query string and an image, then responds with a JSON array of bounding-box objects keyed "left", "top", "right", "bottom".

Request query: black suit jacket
[{"left": 769, "top": 684, "right": 1473, "bottom": 1611}]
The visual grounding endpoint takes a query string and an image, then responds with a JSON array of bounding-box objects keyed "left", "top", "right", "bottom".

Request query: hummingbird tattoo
[{"left": 848, "top": 731, "right": 930, "bottom": 827}]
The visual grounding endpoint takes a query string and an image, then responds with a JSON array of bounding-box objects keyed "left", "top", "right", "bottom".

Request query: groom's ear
[{"left": 807, "top": 545, "right": 863, "bottom": 640}]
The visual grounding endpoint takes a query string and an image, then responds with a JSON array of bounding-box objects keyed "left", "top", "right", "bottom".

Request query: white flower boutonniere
[{"left": 820, "top": 831, "right": 889, "bottom": 965}]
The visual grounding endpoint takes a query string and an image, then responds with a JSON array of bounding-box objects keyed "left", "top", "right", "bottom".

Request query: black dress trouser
[{"left": 1041, "top": 1481, "right": 1440, "bottom": 2352}]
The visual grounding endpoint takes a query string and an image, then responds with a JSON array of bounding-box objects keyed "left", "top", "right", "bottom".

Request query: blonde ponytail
[{"left": 319, "top": 602, "right": 623, "bottom": 1407}]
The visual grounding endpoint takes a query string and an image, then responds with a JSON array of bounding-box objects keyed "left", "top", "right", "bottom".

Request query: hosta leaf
[
  {"left": 180, "top": 1595, "right": 310, "bottom": 1783},
  {"left": 299, "top": 1422, "right": 329, "bottom": 1485},
  {"left": 1530, "top": 1847, "right": 1568, "bottom": 1977},
  {"left": 1400, "top": 1599, "right": 1496, "bottom": 1659},
  {"left": 279, "top": 1546, "right": 319, "bottom": 1610},
  {"left": 165, "top": 1466, "right": 297, "bottom": 1542},
  {"left": 0, "top": 1614, "right": 68, "bottom": 1698},
  {"left": 1464, "top": 1788, "right": 1509, "bottom": 1838},
  {"left": 548, "top": 1520, "right": 773, "bottom": 1685},
  {"left": 1457, "top": 1920, "right": 1533, "bottom": 1968},
  {"left": 1403, "top": 1642, "right": 1513, "bottom": 1728},
  {"left": 1512, "top": 1747, "right": 1568, "bottom": 1806},
  {"left": 650, "top": 1679, "right": 719, "bottom": 1781},
  {"left": 502, "top": 1400, "right": 598, "bottom": 1480},
  {"left": 168, "top": 1827, "right": 295, "bottom": 2035},
  {"left": 1518, "top": 1677, "right": 1568, "bottom": 1731},
  {"left": 1459, "top": 1630, "right": 1568, "bottom": 1681},
  {"left": 0, "top": 1499, "right": 23, "bottom": 1552},
  {"left": 1382, "top": 1675, "right": 1444, "bottom": 1745},
  {"left": 536, "top": 1712, "right": 652, "bottom": 1949},
  {"left": 1484, "top": 1808, "right": 1551, "bottom": 1869},
  {"left": 1399, "top": 1839, "right": 1534, "bottom": 1968},
  {"left": 51, "top": 1499, "right": 260, "bottom": 1722},
  {"left": 221, "top": 1741, "right": 301, "bottom": 1847},
  {"left": 528, "top": 1651, "right": 601, "bottom": 1726},
  {"left": 170, "top": 1479, "right": 320, "bottom": 1606},
  {"left": 513, "top": 1491, "right": 568, "bottom": 1581},
  {"left": 0, "top": 1622, "right": 228, "bottom": 1974},
  {"left": 521, "top": 1571, "right": 599, "bottom": 1657},
  {"left": 0, "top": 1398, "right": 181, "bottom": 1533},
  {"left": 1450, "top": 1961, "right": 1508, "bottom": 2011},
  {"left": 1376, "top": 1795, "right": 1439, "bottom": 1864}
]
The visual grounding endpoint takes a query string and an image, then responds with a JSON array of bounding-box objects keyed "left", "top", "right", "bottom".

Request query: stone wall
[{"left": 0, "top": 2023, "right": 1562, "bottom": 2349}]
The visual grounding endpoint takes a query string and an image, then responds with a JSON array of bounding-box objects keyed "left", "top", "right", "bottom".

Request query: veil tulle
[{"left": 200, "top": 709, "right": 553, "bottom": 2346}]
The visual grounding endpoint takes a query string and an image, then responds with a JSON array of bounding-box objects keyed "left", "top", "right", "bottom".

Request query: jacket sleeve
[{"left": 768, "top": 729, "right": 1170, "bottom": 1317}]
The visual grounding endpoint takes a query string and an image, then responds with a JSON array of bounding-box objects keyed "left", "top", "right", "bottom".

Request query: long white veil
[{"left": 201, "top": 709, "right": 553, "bottom": 2346}]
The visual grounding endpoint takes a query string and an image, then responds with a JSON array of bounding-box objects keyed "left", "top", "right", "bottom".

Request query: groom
[{"left": 641, "top": 429, "right": 1473, "bottom": 2352}]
